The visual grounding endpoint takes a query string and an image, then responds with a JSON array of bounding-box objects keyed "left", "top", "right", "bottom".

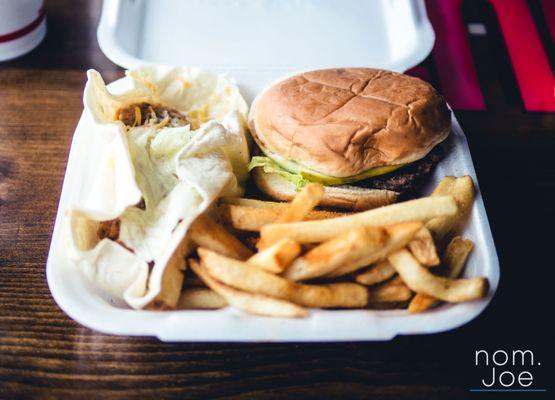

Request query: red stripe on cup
[{"left": 0, "top": 8, "right": 45, "bottom": 44}]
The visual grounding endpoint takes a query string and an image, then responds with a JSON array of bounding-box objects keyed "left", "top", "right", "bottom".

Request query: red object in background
[
  {"left": 405, "top": 66, "right": 431, "bottom": 82},
  {"left": 541, "top": 0, "right": 555, "bottom": 49},
  {"left": 425, "top": 0, "right": 486, "bottom": 110},
  {"left": 489, "top": 0, "right": 555, "bottom": 111}
]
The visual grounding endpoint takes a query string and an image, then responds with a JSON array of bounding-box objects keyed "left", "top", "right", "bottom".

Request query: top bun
[{"left": 249, "top": 68, "right": 451, "bottom": 178}]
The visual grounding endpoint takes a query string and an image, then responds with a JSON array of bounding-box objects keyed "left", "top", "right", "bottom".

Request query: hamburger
[{"left": 247, "top": 68, "right": 451, "bottom": 210}]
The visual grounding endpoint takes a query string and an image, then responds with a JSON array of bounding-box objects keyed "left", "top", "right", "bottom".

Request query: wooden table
[{"left": 1, "top": 1, "right": 553, "bottom": 398}]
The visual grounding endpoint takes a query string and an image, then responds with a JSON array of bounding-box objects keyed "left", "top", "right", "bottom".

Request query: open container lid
[{"left": 97, "top": 0, "right": 435, "bottom": 100}]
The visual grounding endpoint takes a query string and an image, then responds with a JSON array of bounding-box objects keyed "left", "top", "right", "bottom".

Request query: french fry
[
  {"left": 282, "top": 226, "right": 387, "bottom": 281},
  {"left": 148, "top": 176, "right": 480, "bottom": 316},
  {"left": 65, "top": 209, "right": 101, "bottom": 251},
  {"left": 146, "top": 236, "right": 192, "bottom": 310},
  {"left": 283, "top": 222, "right": 421, "bottom": 281},
  {"left": 388, "top": 249, "right": 488, "bottom": 303},
  {"left": 443, "top": 237, "right": 475, "bottom": 278},
  {"left": 452, "top": 175, "right": 475, "bottom": 221},
  {"left": 388, "top": 275, "right": 405, "bottom": 285},
  {"left": 427, "top": 176, "right": 475, "bottom": 240},
  {"left": 257, "top": 183, "right": 324, "bottom": 249},
  {"left": 408, "top": 228, "right": 440, "bottom": 266},
  {"left": 219, "top": 204, "right": 344, "bottom": 232},
  {"left": 327, "top": 222, "right": 423, "bottom": 278},
  {"left": 276, "top": 183, "right": 324, "bottom": 223},
  {"left": 177, "top": 288, "right": 228, "bottom": 309},
  {"left": 188, "top": 213, "right": 252, "bottom": 260},
  {"left": 247, "top": 238, "right": 301, "bottom": 273},
  {"left": 368, "top": 281, "right": 413, "bottom": 303},
  {"left": 260, "top": 196, "right": 457, "bottom": 246},
  {"left": 198, "top": 248, "right": 368, "bottom": 308},
  {"left": 189, "top": 259, "right": 307, "bottom": 318},
  {"left": 148, "top": 257, "right": 185, "bottom": 309},
  {"left": 355, "top": 260, "right": 397, "bottom": 286},
  {"left": 430, "top": 176, "right": 457, "bottom": 196},
  {"left": 408, "top": 237, "right": 474, "bottom": 313}
]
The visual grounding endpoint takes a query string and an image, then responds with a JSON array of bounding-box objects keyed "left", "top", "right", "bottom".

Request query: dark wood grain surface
[{"left": 0, "top": 1, "right": 553, "bottom": 399}]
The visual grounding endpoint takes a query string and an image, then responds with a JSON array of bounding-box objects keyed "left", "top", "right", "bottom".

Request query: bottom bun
[{"left": 252, "top": 168, "right": 398, "bottom": 211}]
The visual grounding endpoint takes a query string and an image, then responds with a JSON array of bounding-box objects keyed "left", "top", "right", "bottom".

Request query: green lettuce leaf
[{"left": 248, "top": 156, "right": 310, "bottom": 190}]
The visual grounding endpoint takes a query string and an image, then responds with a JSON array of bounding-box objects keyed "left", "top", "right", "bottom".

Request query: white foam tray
[{"left": 46, "top": 0, "right": 499, "bottom": 341}]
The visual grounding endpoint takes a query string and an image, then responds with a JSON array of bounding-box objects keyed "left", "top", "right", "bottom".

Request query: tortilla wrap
[{"left": 65, "top": 66, "right": 249, "bottom": 309}]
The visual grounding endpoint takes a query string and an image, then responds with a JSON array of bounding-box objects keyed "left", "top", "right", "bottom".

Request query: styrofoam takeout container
[{"left": 46, "top": 0, "right": 499, "bottom": 341}]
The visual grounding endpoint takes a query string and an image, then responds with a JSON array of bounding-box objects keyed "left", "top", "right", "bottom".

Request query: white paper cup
[{"left": 0, "top": 0, "right": 46, "bottom": 62}]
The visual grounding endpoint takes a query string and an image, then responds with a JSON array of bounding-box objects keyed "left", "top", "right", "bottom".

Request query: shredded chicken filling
[
  {"left": 116, "top": 103, "right": 189, "bottom": 128},
  {"left": 97, "top": 219, "right": 121, "bottom": 241}
]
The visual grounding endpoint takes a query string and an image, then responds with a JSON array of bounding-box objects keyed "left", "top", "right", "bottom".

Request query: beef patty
[{"left": 358, "top": 145, "right": 445, "bottom": 195}]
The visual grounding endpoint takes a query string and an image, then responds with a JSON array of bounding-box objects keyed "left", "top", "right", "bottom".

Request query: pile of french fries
[{"left": 173, "top": 176, "right": 489, "bottom": 317}]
